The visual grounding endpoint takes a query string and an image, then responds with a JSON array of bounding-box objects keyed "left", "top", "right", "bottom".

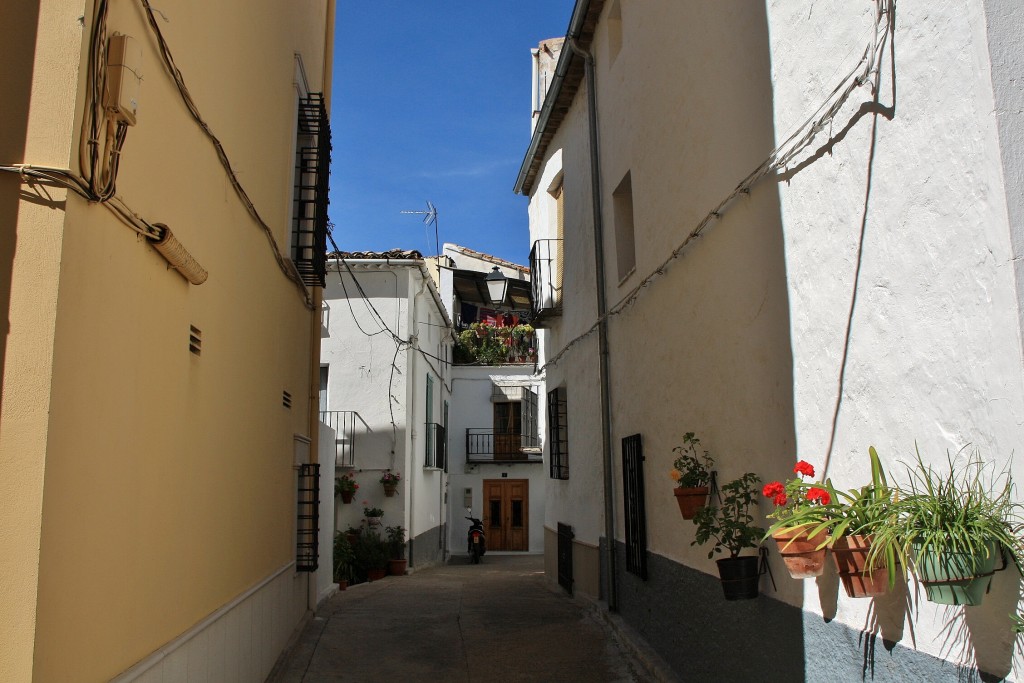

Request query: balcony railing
[
  {"left": 319, "top": 410, "right": 370, "bottom": 468},
  {"left": 425, "top": 422, "right": 447, "bottom": 470},
  {"left": 466, "top": 429, "right": 542, "bottom": 463},
  {"left": 529, "top": 239, "right": 562, "bottom": 325}
]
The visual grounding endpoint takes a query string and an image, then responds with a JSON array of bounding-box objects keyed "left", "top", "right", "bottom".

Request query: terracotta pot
[
  {"left": 773, "top": 527, "right": 828, "bottom": 578},
  {"left": 383, "top": 483, "right": 397, "bottom": 497},
  {"left": 345, "top": 532, "right": 360, "bottom": 546},
  {"left": 340, "top": 490, "right": 353, "bottom": 504},
  {"left": 673, "top": 486, "right": 709, "bottom": 520},
  {"left": 337, "top": 579, "right": 348, "bottom": 591},
  {"left": 388, "top": 558, "right": 408, "bottom": 576},
  {"left": 366, "top": 568, "right": 387, "bottom": 582},
  {"left": 831, "top": 534, "right": 889, "bottom": 598}
]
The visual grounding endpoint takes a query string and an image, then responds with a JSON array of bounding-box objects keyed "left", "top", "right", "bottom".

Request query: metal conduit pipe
[
  {"left": 567, "top": 37, "right": 617, "bottom": 612},
  {"left": 149, "top": 223, "right": 208, "bottom": 285}
]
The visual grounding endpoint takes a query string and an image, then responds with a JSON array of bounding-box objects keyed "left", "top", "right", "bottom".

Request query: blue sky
[{"left": 328, "top": 2, "right": 573, "bottom": 265}]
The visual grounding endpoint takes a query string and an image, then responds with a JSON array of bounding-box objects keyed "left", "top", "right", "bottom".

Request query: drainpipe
[{"left": 567, "top": 37, "right": 617, "bottom": 612}]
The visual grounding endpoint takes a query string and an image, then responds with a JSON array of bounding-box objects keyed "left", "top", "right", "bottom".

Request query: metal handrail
[{"left": 319, "top": 410, "right": 370, "bottom": 467}]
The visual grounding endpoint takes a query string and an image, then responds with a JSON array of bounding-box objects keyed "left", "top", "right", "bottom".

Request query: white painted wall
[
  {"left": 525, "top": 0, "right": 1024, "bottom": 675},
  {"left": 447, "top": 365, "right": 547, "bottom": 554},
  {"left": 321, "top": 260, "right": 450, "bottom": 563}
]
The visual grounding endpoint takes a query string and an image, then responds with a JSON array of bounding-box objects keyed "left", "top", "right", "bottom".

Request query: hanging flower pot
[
  {"left": 831, "top": 535, "right": 890, "bottom": 598},
  {"left": 380, "top": 471, "right": 401, "bottom": 497},
  {"left": 912, "top": 541, "right": 1000, "bottom": 606},
  {"left": 772, "top": 527, "right": 828, "bottom": 579},
  {"left": 674, "top": 486, "right": 709, "bottom": 520},
  {"left": 340, "top": 490, "right": 354, "bottom": 504},
  {"left": 716, "top": 555, "right": 760, "bottom": 601}
]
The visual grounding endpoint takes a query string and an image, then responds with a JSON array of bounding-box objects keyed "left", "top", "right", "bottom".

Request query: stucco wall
[
  {"left": 2, "top": 1, "right": 334, "bottom": 679},
  {"left": 525, "top": 0, "right": 1024, "bottom": 678},
  {"left": 447, "top": 365, "right": 547, "bottom": 554},
  {"left": 322, "top": 262, "right": 450, "bottom": 565}
]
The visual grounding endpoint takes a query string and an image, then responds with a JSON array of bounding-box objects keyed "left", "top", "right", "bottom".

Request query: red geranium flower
[
  {"left": 762, "top": 481, "right": 785, "bottom": 498},
  {"left": 806, "top": 487, "right": 830, "bottom": 505},
  {"left": 773, "top": 493, "right": 788, "bottom": 506},
  {"left": 793, "top": 461, "right": 815, "bottom": 478}
]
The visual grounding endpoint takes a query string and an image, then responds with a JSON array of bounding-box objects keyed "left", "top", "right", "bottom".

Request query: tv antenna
[{"left": 400, "top": 201, "right": 440, "bottom": 278}]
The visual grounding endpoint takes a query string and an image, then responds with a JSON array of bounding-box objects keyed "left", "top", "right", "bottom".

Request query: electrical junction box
[{"left": 105, "top": 34, "right": 142, "bottom": 125}]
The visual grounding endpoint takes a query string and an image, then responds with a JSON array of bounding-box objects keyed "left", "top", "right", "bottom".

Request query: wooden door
[{"left": 483, "top": 479, "right": 529, "bottom": 551}]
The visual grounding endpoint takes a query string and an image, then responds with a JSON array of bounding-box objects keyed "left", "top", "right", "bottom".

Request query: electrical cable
[{"left": 138, "top": 0, "right": 314, "bottom": 310}]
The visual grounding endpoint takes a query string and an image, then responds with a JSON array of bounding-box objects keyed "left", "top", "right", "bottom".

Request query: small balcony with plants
[{"left": 453, "top": 321, "right": 537, "bottom": 366}]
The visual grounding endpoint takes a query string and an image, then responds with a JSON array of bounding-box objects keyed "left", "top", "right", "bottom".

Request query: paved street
[{"left": 269, "top": 555, "right": 649, "bottom": 682}]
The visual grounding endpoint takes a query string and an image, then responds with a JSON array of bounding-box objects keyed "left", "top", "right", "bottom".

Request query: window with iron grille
[
  {"left": 621, "top": 434, "right": 648, "bottom": 579},
  {"left": 548, "top": 387, "right": 569, "bottom": 479},
  {"left": 291, "top": 93, "right": 330, "bottom": 287},
  {"left": 296, "top": 463, "right": 320, "bottom": 572}
]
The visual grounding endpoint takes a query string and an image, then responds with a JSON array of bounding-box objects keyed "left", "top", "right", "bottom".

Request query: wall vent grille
[
  {"left": 189, "top": 326, "right": 202, "bottom": 355},
  {"left": 282, "top": 390, "right": 292, "bottom": 409}
]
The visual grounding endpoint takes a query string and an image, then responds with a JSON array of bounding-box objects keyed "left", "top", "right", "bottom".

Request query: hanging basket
[
  {"left": 912, "top": 541, "right": 1000, "bottom": 606},
  {"left": 340, "top": 490, "right": 354, "bottom": 504},
  {"left": 383, "top": 482, "right": 398, "bottom": 498},
  {"left": 831, "top": 534, "right": 890, "bottom": 598},
  {"left": 772, "top": 527, "right": 828, "bottom": 579},
  {"left": 673, "top": 486, "right": 709, "bottom": 520},
  {"left": 716, "top": 555, "right": 760, "bottom": 601}
]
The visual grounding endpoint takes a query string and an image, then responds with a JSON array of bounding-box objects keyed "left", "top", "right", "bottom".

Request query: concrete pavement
[{"left": 268, "top": 554, "right": 651, "bottom": 682}]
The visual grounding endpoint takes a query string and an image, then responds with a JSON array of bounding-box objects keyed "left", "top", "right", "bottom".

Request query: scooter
[{"left": 466, "top": 515, "right": 486, "bottom": 564}]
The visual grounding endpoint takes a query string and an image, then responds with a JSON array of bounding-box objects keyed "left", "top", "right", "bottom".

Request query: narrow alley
[{"left": 269, "top": 555, "right": 664, "bottom": 682}]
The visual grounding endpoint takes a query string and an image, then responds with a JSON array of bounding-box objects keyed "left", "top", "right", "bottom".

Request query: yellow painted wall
[{"left": 1, "top": 1, "right": 334, "bottom": 680}]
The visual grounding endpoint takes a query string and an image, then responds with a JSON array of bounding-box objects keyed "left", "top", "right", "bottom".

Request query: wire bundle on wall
[{"left": 538, "top": 0, "right": 892, "bottom": 374}]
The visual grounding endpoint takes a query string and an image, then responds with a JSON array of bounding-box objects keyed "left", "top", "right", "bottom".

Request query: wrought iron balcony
[
  {"left": 529, "top": 239, "right": 563, "bottom": 325},
  {"left": 319, "top": 410, "right": 369, "bottom": 468},
  {"left": 425, "top": 422, "right": 447, "bottom": 470},
  {"left": 292, "top": 93, "right": 331, "bottom": 287},
  {"left": 466, "top": 429, "right": 542, "bottom": 463}
]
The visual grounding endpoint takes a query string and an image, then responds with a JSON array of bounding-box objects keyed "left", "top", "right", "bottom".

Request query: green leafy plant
[
  {"left": 352, "top": 531, "right": 388, "bottom": 578},
  {"left": 363, "top": 504, "right": 384, "bottom": 518},
  {"left": 867, "top": 446, "right": 1024, "bottom": 575},
  {"left": 669, "top": 432, "right": 713, "bottom": 488},
  {"left": 385, "top": 525, "right": 407, "bottom": 560},
  {"left": 692, "top": 473, "right": 764, "bottom": 559},
  {"left": 333, "top": 532, "right": 355, "bottom": 583}
]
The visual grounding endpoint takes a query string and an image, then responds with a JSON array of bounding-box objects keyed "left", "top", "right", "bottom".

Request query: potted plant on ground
[
  {"left": 353, "top": 530, "right": 389, "bottom": 582},
  {"left": 692, "top": 472, "right": 764, "bottom": 600},
  {"left": 670, "top": 432, "right": 714, "bottom": 520},
  {"left": 869, "top": 447, "right": 1023, "bottom": 606},
  {"left": 385, "top": 525, "right": 407, "bottom": 576},
  {"left": 763, "top": 460, "right": 832, "bottom": 578},
  {"left": 336, "top": 472, "right": 358, "bottom": 504},
  {"left": 333, "top": 532, "right": 355, "bottom": 589},
  {"left": 380, "top": 470, "right": 401, "bottom": 497}
]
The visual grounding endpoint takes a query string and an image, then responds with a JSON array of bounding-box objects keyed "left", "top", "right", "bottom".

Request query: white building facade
[
  {"left": 320, "top": 252, "right": 452, "bottom": 568},
  {"left": 436, "top": 244, "right": 548, "bottom": 558},
  {"left": 518, "top": 0, "right": 1024, "bottom": 680}
]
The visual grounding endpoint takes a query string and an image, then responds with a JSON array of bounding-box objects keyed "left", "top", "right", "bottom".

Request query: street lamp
[{"left": 485, "top": 266, "right": 508, "bottom": 307}]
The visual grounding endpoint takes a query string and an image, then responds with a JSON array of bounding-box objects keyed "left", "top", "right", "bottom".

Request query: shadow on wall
[
  {"left": 607, "top": 1, "right": 804, "bottom": 679},
  {"left": 0, "top": 0, "right": 39, "bottom": 399}
]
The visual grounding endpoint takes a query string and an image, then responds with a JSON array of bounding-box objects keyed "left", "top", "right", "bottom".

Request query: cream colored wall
[
  {"left": 1, "top": 1, "right": 334, "bottom": 680},
  {"left": 0, "top": 3, "right": 85, "bottom": 679}
]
